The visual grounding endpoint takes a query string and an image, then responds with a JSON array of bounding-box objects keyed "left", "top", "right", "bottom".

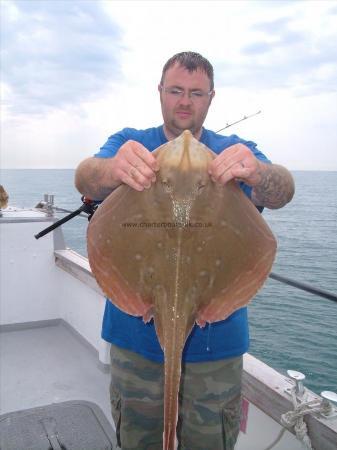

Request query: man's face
[{"left": 159, "top": 63, "right": 214, "bottom": 140}]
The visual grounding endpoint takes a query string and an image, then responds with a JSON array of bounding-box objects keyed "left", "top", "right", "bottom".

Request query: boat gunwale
[{"left": 55, "top": 247, "right": 337, "bottom": 449}]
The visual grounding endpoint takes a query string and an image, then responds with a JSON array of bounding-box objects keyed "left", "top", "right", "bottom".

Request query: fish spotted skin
[{"left": 87, "top": 130, "right": 276, "bottom": 450}]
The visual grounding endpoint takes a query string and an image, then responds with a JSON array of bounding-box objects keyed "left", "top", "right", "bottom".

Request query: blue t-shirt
[{"left": 95, "top": 125, "right": 270, "bottom": 363}]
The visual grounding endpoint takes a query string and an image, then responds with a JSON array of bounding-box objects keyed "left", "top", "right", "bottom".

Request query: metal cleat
[
  {"left": 44, "top": 194, "right": 55, "bottom": 217},
  {"left": 320, "top": 391, "right": 337, "bottom": 419},
  {"left": 35, "top": 194, "right": 55, "bottom": 217},
  {"left": 286, "top": 370, "right": 306, "bottom": 398}
]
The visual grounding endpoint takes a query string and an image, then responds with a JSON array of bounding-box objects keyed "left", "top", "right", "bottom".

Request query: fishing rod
[
  {"left": 216, "top": 110, "right": 261, "bottom": 133},
  {"left": 269, "top": 272, "right": 337, "bottom": 303},
  {"left": 34, "top": 110, "right": 262, "bottom": 240},
  {"left": 34, "top": 196, "right": 98, "bottom": 240}
]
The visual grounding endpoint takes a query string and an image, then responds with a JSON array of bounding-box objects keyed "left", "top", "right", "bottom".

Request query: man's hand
[
  {"left": 208, "top": 143, "right": 295, "bottom": 209},
  {"left": 113, "top": 140, "right": 159, "bottom": 191},
  {"left": 75, "top": 141, "right": 159, "bottom": 200},
  {"left": 208, "top": 143, "right": 263, "bottom": 186}
]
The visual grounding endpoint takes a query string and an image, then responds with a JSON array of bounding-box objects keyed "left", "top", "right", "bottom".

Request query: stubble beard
[
  {"left": 169, "top": 104, "right": 210, "bottom": 140},
  {"left": 173, "top": 118, "right": 195, "bottom": 135},
  {"left": 166, "top": 114, "right": 202, "bottom": 140}
]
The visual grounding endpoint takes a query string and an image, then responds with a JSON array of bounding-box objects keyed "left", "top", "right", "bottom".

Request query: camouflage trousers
[{"left": 109, "top": 344, "right": 242, "bottom": 450}]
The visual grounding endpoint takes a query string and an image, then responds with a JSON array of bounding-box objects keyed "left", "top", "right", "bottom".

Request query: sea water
[{"left": 1, "top": 169, "right": 336, "bottom": 394}]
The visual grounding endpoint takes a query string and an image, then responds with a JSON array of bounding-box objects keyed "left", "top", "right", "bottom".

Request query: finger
[
  {"left": 209, "top": 143, "right": 255, "bottom": 175},
  {"left": 118, "top": 141, "right": 159, "bottom": 175},
  {"left": 120, "top": 171, "right": 146, "bottom": 191},
  {"left": 126, "top": 156, "right": 157, "bottom": 183},
  {"left": 116, "top": 159, "right": 154, "bottom": 188},
  {"left": 219, "top": 163, "right": 251, "bottom": 185},
  {"left": 209, "top": 146, "right": 241, "bottom": 171},
  {"left": 131, "top": 142, "right": 159, "bottom": 172},
  {"left": 210, "top": 156, "right": 240, "bottom": 180},
  {"left": 209, "top": 153, "right": 243, "bottom": 178},
  {"left": 127, "top": 166, "right": 152, "bottom": 189}
]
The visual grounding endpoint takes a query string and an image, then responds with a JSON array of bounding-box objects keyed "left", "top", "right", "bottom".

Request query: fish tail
[{"left": 162, "top": 343, "right": 183, "bottom": 450}]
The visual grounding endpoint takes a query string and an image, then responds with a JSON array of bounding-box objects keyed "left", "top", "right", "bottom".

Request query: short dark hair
[{"left": 160, "top": 51, "right": 214, "bottom": 90}]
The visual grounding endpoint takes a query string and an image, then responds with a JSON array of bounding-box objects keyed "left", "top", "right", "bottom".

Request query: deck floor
[
  {"left": 0, "top": 322, "right": 112, "bottom": 424},
  {"left": 0, "top": 322, "right": 309, "bottom": 450}
]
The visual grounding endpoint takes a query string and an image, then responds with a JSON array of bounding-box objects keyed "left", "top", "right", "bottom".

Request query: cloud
[
  {"left": 1, "top": 0, "right": 123, "bottom": 115},
  {"left": 217, "top": 9, "right": 337, "bottom": 96},
  {"left": 329, "top": 4, "right": 337, "bottom": 15},
  {"left": 252, "top": 15, "right": 292, "bottom": 34},
  {"left": 242, "top": 41, "right": 271, "bottom": 55},
  {"left": 243, "top": 30, "right": 304, "bottom": 55}
]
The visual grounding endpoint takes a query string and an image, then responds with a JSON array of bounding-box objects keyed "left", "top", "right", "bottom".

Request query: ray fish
[{"left": 87, "top": 130, "right": 277, "bottom": 450}]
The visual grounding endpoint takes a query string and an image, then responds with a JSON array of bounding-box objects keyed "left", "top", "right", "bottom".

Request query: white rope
[
  {"left": 279, "top": 387, "right": 323, "bottom": 450},
  {"left": 261, "top": 387, "right": 320, "bottom": 450}
]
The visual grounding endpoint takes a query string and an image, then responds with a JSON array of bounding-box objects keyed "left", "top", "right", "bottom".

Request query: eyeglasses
[{"left": 160, "top": 86, "right": 213, "bottom": 100}]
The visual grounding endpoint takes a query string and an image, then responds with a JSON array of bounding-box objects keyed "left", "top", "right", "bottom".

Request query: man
[{"left": 75, "top": 52, "right": 294, "bottom": 450}]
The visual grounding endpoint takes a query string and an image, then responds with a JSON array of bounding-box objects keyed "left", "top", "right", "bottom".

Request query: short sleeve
[
  {"left": 94, "top": 129, "right": 131, "bottom": 158},
  {"left": 228, "top": 134, "right": 271, "bottom": 164}
]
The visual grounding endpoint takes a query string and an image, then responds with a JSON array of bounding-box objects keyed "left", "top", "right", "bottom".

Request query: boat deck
[
  {"left": 1, "top": 321, "right": 305, "bottom": 450},
  {"left": 0, "top": 322, "right": 112, "bottom": 423}
]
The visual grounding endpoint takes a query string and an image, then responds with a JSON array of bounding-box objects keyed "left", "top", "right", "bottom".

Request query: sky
[{"left": 1, "top": 0, "right": 337, "bottom": 170}]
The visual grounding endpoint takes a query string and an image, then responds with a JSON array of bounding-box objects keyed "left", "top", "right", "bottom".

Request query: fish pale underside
[{"left": 87, "top": 130, "right": 277, "bottom": 450}]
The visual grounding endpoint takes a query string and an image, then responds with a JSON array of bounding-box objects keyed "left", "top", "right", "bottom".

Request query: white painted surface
[
  {"left": 0, "top": 324, "right": 112, "bottom": 423},
  {"left": 1, "top": 207, "right": 47, "bottom": 219},
  {"left": 236, "top": 401, "right": 303, "bottom": 450},
  {"left": 0, "top": 220, "right": 59, "bottom": 324},
  {"left": 54, "top": 262, "right": 109, "bottom": 364},
  {"left": 0, "top": 216, "right": 110, "bottom": 364}
]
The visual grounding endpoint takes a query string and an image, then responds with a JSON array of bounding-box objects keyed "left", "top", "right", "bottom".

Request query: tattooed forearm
[{"left": 251, "top": 163, "right": 295, "bottom": 209}]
